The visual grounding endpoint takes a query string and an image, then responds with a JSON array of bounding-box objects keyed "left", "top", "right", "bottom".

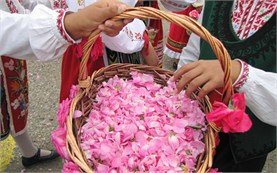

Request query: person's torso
[{"left": 199, "top": 0, "right": 276, "bottom": 163}]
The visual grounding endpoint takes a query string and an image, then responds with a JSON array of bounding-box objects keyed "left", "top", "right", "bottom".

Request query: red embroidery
[
  {"left": 232, "top": 0, "right": 276, "bottom": 39},
  {"left": 122, "top": 27, "right": 143, "bottom": 41},
  {"left": 53, "top": 0, "right": 68, "bottom": 10},
  {"left": 241, "top": 0, "right": 263, "bottom": 39},
  {"left": 135, "top": 33, "right": 142, "bottom": 40},
  {"left": 57, "top": 9, "right": 74, "bottom": 44},
  {"left": 6, "top": 0, "right": 18, "bottom": 13},
  {"left": 234, "top": 60, "right": 249, "bottom": 91}
]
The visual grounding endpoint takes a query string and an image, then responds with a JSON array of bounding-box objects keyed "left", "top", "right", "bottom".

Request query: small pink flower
[
  {"left": 168, "top": 134, "right": 179, "bottom": 150},
  {"left": 189, "top": 9, "right": 200, "bottom": 20},
  {"left": 96, "top": 164, "right": 109, "bottom": 173},
  {"left": 62, "top": 161, "right": 80, "bottom": 173},
  {"left": 184, "top": 127, "right": 194, "bottom": 142},
  {"left": 73, "top": 110, "right": 82, "bottom": 118}
]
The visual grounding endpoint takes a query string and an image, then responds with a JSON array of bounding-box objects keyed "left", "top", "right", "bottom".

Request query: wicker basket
[{"left": 66, "top": 7, "right": 234, "bottom": 173}]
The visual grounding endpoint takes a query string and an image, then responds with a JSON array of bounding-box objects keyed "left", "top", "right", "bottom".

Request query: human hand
[
  {"left": 64, "top": 0, "right": 132, "bottom": 40},
  {"left": 174, "top": 59, "right": 241, "bottom": 98}
]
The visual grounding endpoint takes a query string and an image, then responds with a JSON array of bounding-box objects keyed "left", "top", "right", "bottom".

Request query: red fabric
[
  {"left": 0, "top": 57, "right": 28, "bottom": 134},
  {"left": 60, "top": 38, "right": 105, "bottom": 102},
  {"left": 148, "top": 1, "right": 164, "bottom": 60},
  {"left": 208, "top": 88, "right": 224, "bottom": 104},
  {"left": 166, "top": 5, "right": 195, "bottom": 53},
  {"left": 142, "top": 32, "right": 150, "bottom": 56}
]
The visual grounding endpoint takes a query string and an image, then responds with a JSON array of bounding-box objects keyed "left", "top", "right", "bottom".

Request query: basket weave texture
[{"left": 66, "top": 7, "right": 234, "bottom": 173}]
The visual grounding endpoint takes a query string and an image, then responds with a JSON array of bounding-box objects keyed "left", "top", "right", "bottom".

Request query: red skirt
[{"left": 60, "top": 38, "right": 105, "bottom": 102}]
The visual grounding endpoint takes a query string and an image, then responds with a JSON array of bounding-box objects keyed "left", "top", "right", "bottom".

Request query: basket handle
[{"left": 78, "top": 7, "right": 234, "bottom": 104}]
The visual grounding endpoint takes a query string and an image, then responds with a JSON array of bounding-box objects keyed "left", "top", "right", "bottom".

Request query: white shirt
[
  {"left": 0, "top": 0, "right": 145, "bottom": 61},
  {"left": 0, "top": 1, "right": 68, "bottom": 61},
  {"left": 178, "top": 2, "right": 277, "bottom": 126}
]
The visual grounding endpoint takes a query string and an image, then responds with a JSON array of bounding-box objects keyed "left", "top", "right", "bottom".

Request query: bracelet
[
  {"left": 56, "top": 9, "right": 75, "bottom": 44},
  {"left": 233, "top": 59, "right": 249, "bottom": 91}
]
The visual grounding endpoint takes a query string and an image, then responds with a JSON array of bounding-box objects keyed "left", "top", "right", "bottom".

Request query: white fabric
[
  {"left": 159, "top": 0, "right": 196, "bottom": 12},
  {"left": 66, "top": 0, "right": 145, "bottom": 54},
  {"left": 238, "top": 66, "right": 277, "bottom": 126},
  {"left": 0, "top": 4, "right": 70, "bottom": 61},
  {"left": 163, "top": 47, "right": 181, "bottom": 59},
  {"left": 101, "top": 18, "right": 145, "bottom": 54},
  {"left": 177, "top": 1, "right": 277, "bottom": 126}
]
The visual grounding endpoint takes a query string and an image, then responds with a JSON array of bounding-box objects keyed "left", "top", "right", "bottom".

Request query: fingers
[
  {"left": 174, "top": 62, "right": 198, "bottom": 81},
  {"left": 95, "top": 0, "right": 128, "bottom": 17},
  {"left": 185, "top": 75, "right": 209, "bottom": 98},
  {"left": 98, "top": 20, "right": 126, "bottom": 37},
  {"left": 177, "top": 67, "right": 202, "bottom": 92},
  {"left": 174, "top": 60, "right": 224, "bottom": 99},
  {"left": 198, "top": 81, "right": 219, "bottom": 99}
]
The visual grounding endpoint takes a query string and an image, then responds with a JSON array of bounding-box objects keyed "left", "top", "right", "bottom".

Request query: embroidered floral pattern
[
  {"left": 1, "top": 57, "right": 29, "bottom": 134},
  {"left": 122, "top": 27, "right": 143, "bottom": 41},
  {"left": 57, "top": 9, "right": 74, "bottom": 44}
]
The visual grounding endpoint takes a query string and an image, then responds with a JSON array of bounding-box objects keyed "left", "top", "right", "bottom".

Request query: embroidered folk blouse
[
  {"left": 0, "top": 0, "right": 145, "bottom": 61},
  {"left": 178, "top": 0, "right": 277, "bottom": 126}
]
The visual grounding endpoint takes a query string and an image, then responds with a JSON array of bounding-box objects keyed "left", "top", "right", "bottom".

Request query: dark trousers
[{"left": 213, "top": 133, "right": 267, "bottom": 172}]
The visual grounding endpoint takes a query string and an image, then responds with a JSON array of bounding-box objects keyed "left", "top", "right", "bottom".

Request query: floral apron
[{"left": 0, "top": 57, "right": 28, "bottom": 139}]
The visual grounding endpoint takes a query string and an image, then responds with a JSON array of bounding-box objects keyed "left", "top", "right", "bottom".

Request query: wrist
[
  {"left": 64, "top": 12, "right": 83, "bottom": 40},
  {"left": 231, "top": 59, "right": 242, "bottom": 84},
  {"left": 233, "top": 59, "right": 249, "bottom": 91}
]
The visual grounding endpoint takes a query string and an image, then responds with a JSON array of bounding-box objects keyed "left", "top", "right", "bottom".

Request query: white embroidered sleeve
[
  {"left": 238, "top": 66, "right": 277, "bottom": 126},
  {"left": 101, "top": 19, "right": 146, "bottom": 54},
  {"left": 177, "top": 2, "right": 277, "bottom": 126},
  {"left": 0, "top": 5, "right": 70, "bottom": 61}
]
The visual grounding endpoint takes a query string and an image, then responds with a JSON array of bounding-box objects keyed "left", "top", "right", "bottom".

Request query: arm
[
  {"left": 141, "top": 38, "right": 159, "bottom": 66},
  {"left": 236, "top": 63, "right": 277, "bottom": 126},
  {"left": 175, "top": 2, "right": 277, "bottom": 126},
  {"left": 0, "top": 0, "right": 130, "bottom": 61},
  {"left": 0, "top": 5, "right": 70, "bottom": 60}
]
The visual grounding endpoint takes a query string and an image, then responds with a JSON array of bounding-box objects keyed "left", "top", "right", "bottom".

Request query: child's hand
[
  {"left": 174, "top": 60, "right": 241, "bottom": 98},
  {"left": 64, "top": 0, "right": 132, "bottom": 40}
]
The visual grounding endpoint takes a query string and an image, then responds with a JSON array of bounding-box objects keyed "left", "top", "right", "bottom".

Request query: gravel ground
[{"left": 3, "top": 56, "right": 276, "bottom": 173}]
